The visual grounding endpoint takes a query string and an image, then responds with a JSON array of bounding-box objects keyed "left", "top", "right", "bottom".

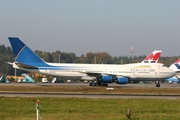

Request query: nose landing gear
[{"left": 156, "top": 81, "right": 160, "bottom": 87}]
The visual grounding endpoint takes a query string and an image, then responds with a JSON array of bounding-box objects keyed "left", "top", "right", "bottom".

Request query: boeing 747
[{"left": 8, "top": 37, "right": 175, "bottom": 87}]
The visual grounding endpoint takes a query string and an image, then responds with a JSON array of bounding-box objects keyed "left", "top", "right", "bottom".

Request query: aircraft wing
[{"left": 82, "top": 71, "right": 131, "bottom": 79}]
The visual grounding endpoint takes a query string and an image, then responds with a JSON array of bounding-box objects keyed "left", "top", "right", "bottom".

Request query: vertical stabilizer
[
  {"left": 141, "top": 50, "right": 162, "bottom": 63},
  {"left": 169, "top": 58, "right": 180, "bottom": 72},
  {"left": 8, "top": 37, "right": 48, "bottom": 67}
]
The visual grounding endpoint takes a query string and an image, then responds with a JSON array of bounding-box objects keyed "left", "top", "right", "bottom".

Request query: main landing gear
[
  {"left": 89, "top": 81, "right": 108, "bottom": 87},
  {"left": 156, "top": 81, "right": 160, "bottom": 87}
]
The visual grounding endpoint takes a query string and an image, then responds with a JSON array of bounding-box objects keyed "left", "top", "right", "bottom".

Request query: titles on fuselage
[{"left": 131, "top": 68, "right": 155, "bottom": 73}]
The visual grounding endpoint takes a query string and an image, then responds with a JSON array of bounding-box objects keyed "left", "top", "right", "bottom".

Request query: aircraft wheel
[
  {"left": 98, "top": 82, "right": 102, "bottom": 86},
  {"left": 156, "top": 81, "right": 160, "bottom": 87},
  {"left": 102, "top": 83, "right": 108, "bottom": 87}
]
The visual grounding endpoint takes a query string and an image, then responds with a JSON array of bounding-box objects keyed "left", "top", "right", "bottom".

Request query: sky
[{"left": 0, "top": 0, "right": 180, "bottom": 57}]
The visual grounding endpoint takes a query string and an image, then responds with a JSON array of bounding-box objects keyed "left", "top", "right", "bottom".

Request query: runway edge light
[{"left": 36, "top": 100, "right": 42, "bottom": 120}]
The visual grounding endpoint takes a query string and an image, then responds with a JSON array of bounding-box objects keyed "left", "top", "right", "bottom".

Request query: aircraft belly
[{"left": 44, "top": 70, "right": 86, "bottom": 79}]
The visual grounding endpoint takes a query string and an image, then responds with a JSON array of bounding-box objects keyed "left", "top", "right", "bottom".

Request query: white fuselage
[{"left": 13, "top": 62, "right": 175, "bottom": 81}]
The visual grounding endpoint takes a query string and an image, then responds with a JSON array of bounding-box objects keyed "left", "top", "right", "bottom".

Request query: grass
[
  {"left": 0, "top": 97, "right": 180, "bottom": 120},
  {"left": 1, "top": 85, "right": 180, "bottom": 120}
]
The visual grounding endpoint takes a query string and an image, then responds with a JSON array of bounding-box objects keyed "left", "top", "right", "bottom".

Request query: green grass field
[
  {"left": 0, "top": 97, "right": 180, "bottom": 120},
  {"left": 1, "top": 85, "right": 180, "bottom": 120}
]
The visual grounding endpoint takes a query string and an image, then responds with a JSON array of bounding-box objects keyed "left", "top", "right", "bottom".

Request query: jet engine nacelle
[
  {"left": 116, "top": 77, "right": 128, "bottom": 84},
  {"left": 101, "top": 75, "right": 113, "bottom": 83}
]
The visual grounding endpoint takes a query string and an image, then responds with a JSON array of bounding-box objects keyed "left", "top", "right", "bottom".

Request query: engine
[
  {"left": 116, "top": 77, "right": 128, "bottom": 84},
  {"left": 100, "top": 75, "right": 113, "bottom": 83}
]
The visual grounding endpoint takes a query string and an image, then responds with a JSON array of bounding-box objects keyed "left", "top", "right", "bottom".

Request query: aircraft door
[{"left": 155, "top": 65, "right": 160, "bottom": 76}]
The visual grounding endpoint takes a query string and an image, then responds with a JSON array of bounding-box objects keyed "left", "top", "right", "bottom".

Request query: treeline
[{"left": 0, "top": 45, "right": 179, "bottom": 76}]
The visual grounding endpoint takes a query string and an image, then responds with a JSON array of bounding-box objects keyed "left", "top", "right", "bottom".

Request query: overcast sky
[{"left": 1, "top": 0, "right": 180, "bottom": 57}]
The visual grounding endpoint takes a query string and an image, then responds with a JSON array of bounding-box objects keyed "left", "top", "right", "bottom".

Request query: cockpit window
[{"left": 162, "top": 65, "right": 166, "bottom": 67}]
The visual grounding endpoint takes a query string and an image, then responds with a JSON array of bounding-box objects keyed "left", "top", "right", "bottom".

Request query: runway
[
  {"left": 1, "top": 82, "right": 180, "bottom": 88},
  {"left": 0, "top": 91, "right": 180, "bottom": 99},
  {"left": 0, "top": 83, "right": 180, "bottom": 99}
]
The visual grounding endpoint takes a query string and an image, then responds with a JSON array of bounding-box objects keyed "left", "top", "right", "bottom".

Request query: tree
[
  {"left": 94, "top": 52, "right": 113, "bottom": 64},
  {"left": 84, "top": 52, "right": 94, "bottom": 63},
  {"left": 52, "top": 50, "right": 61, "bottom": 63}
]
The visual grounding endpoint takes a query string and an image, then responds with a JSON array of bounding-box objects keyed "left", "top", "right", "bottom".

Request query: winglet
[{"left": 141, "top": 50, "right": 162, "bottom": 63}]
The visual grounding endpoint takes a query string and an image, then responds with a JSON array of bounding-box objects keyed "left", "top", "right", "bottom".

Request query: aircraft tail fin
[
  {"left": 169, "top": 58, "right": 180, "bottom": 72},
  {"left": 8, "top": 37, "right": 48, "bottom": 67},
  {"left": 141, "top": 50, "right": 162, "bottom": 63}
]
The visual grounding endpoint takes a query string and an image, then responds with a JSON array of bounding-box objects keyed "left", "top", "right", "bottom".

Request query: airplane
[
  {"left": 7, "top": 37, "right": 175, "bottom": 87},
  {"left": 165, "top": 58, "right": 180, "bottom": 83},
  {"left": 169, "top": 58, "right": 180, "bottom": 72},
  {"left": 165, "top": 77, "right": 179, "bottom": 84},
  {"left": 141, "top": 50, "right": 161, "bottom": 63}
]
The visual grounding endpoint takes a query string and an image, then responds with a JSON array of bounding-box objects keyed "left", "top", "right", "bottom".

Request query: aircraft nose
[{"left": 169, "top": 69, "right": 176, "bottom": 77}]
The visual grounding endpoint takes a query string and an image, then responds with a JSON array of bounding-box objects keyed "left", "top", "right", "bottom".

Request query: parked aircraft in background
[
  {"left": 165, "top": 58, "right": 180, "bottom": 83},
  {"left": 169, "top": 58, "right": 180, "bottom": 72},
  {"left": 8, "top": 37, "right": 175, "bottom": 87},
  {"left": 166, "top": 77, "right": 179, "bottom": 83},
  {"left": 141, "top": 50, "right": 161, "bottom": 63}
]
